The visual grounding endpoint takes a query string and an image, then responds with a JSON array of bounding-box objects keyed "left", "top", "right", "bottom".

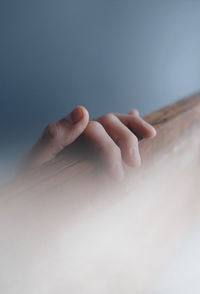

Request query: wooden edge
[
  {"left": 143, "top": 92, "right": 200, "bottom": 128},
  {"left": 1, "top": 93, "right": 200, "bottom": 195},
  {"left": 140, "top": 92, "right": 200, "bottom": 160}
]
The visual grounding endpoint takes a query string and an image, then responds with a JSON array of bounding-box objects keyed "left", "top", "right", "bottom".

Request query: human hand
[{"left": 18, "top": 106, "right": 156, "bottom": 181}]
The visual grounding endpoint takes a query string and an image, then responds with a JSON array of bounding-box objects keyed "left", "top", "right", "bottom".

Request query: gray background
[{"left": 0, "top": 0, "right": 200, "bottom": 182}]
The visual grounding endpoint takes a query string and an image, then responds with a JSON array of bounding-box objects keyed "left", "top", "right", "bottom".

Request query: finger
[
  {"left": 19, "top": 106, "right": 89, "bottom": 170},
  {"left": 96, "top": 114, "right": 141, "bottom": 167},
  {"left": 128, "top": 109, "right": 140, "bottom": 116},
  {"left": 84, "top": 120, "right": 124, "bottom": 181},
  {"left": 113, "top": 113, "right": 157, "bottom": 138}
]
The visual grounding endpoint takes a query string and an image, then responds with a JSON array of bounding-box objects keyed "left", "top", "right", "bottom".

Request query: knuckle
[
  {"left": 43, "top": 122, "right": 59, "bottom": 140},
  {"left": 130, "top": 109, "right": 139, "bottom": 115},
  {"left": 88, "top": 120, "right": 102, "bottom": 129},
  {"left": 102, "top": 113, "right": 115, "bottom": 124},
  {"left": 120, "top": 131, "right": 138, "bottom": 147},
  {"left": 85, "top": 120, "right": 103, "bottom": 134}
]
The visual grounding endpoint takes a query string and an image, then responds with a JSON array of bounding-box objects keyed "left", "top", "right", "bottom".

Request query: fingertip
[
  {"left": 65, "top": 105, "right": 89, "bottom": 125},
  {"left": 77, "top": 105, "right": 90, "bottom": 125},
  {"left": 129, "top": 109, "right": 140, "bottom": 116},
  {"left": 148, "top": 126, "right": 157, "bottom": 138},
  {"left": 77, "top": 105, "right": 89, "bottom": 118},
  {"left": 141, "top": 120, "right": 157, "bottom": 138}
]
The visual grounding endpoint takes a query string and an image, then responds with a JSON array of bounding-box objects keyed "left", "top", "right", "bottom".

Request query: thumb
[{"left": 19, "top": 106, "right": 89, "bottom": 170}]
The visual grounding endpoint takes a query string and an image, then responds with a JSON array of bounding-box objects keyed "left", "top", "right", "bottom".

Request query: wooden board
[{"left": 1, "top": 93, "right": 200, "bottom": 293}]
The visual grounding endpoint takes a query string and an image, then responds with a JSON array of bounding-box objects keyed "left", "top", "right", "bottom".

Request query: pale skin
[{"left": 19, "top": 106, "right": 156, "bottom": 181}]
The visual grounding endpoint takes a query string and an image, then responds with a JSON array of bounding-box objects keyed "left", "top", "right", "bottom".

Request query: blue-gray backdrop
[{"left": 0, "top": 0, "right": 200, "bottom": 182}]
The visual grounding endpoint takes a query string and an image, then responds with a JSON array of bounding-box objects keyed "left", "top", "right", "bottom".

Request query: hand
[{"left": 18, "top": 106, "right": 156, "bottom": 181}]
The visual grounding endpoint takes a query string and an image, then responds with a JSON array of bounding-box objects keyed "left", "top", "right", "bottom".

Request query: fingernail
[
  {"left": 129, "top": 147, "right": 141, "bottom": 167},
  {"left": 112, "top": 162, "right": 124, "bottom": 182},
  {"left": 65, "top": 107, "right": 83, "bottom": 124}
]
